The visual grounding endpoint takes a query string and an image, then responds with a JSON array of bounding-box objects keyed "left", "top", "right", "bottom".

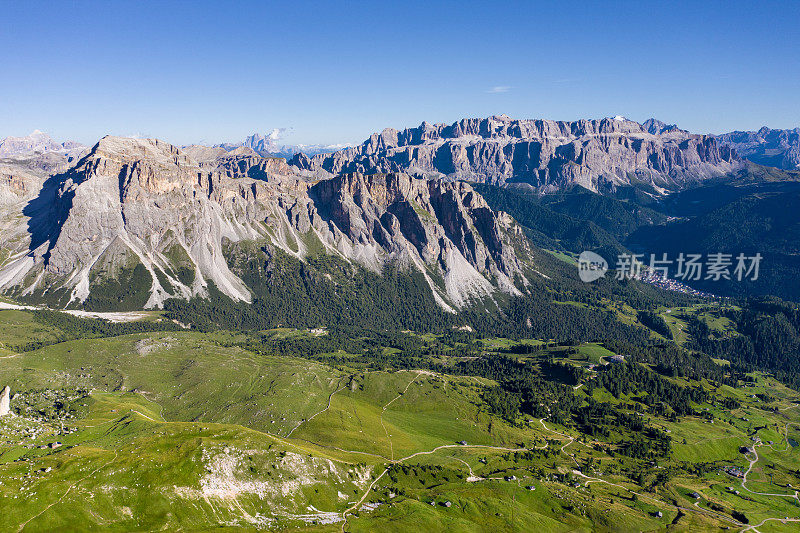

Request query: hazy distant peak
[
  {"left": 718, "top": 127, "right": 800, "bottom": 170},
  {"left": 641, "top": 118, "right": 682, "bottom": 135},
  {"left": 205, "top": 130, "right": 349, "bottom": 160},
  {"left": 0, "top": 130, "right": 87, "bottom": 158}
]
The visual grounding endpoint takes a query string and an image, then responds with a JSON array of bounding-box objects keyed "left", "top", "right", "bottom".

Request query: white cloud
[
  {"left": 487, "top": 85, "right": 512, "bottom": 94},
  {"left": 266, "top": 127, "right": 290, "bottom": 141}
]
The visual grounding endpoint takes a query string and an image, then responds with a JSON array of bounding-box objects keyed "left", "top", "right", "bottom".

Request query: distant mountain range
[
  {"left": 718, "top": 127, "right": 800, "bottom": 170},
  {"left": 0, "top": 130, "right": 86, "bottom": 159},
  {"left": 210, "top": 130, "right": 350, "bottom": 159},
  {"left": 3, "top": 122, "right": 798, "bottom": 176},
  {"left": 0, "top": 129, "right": 346, "bottom": 163}
]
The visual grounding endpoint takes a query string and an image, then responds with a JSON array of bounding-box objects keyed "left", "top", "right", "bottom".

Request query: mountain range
[
  {"left": 718, "top": 127, "right": 800, "bottom": 170},
  {"left": 0, "top": 117, "right": 798, "bottom": 313},
  {"left": 0, "top": 136, "right": 524, "bottom": 313},
  {"left": 0, "top": 130, "right": 87, "bottom": 159},
  {"left": 211, "top": 130, "right": 350, "bottom": 159},
  {"left": 289, "top": 115, "right": 740, "bottom": 192}
]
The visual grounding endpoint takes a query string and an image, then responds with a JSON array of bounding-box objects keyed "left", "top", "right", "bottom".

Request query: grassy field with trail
[{"left": 0, "top": 308, "right": 799, "bottom": 531}]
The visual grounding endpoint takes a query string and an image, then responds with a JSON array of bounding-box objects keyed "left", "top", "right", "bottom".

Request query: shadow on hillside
[{"left": 23, "top": 171, "right": 75, "bottom": 261}]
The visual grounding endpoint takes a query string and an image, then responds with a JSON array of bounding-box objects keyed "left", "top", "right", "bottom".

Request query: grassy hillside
[{"left": 0, "top": 331, "right": 343, "bottom": 436}]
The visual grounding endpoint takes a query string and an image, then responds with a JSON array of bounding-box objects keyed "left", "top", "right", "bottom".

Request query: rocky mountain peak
[
  {"left": 309, "top": 172, "right": 523, "bottom": 308},
  {"left": 209, "top": 131, "right": 348, "bottom": 160},
  {"left": 641, "top": 118, "right": 682, "bottom": 135}
]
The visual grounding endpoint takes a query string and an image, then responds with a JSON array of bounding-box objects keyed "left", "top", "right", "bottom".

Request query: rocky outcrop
[
  {"left": 0, "top": 386, "right": 10, "bottom": 416},
  {"left": 718, "top": 127, "right": 800, "bottom": 170},
  {"left": 0, "top": 137, "right": 524, "bottom": 311},
  {"left": 181, "top": 145, "right": 228, "bottom": 163},
  {"left": 290, "top": 115, "right": 740, "bottom": 191},
  {"left": 212, "top": 152, "right": 299, "bottom": 181}
]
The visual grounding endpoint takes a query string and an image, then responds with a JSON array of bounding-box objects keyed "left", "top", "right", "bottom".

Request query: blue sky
[{"left": 1, "top": 0, "right": 798, "bottom": 146}]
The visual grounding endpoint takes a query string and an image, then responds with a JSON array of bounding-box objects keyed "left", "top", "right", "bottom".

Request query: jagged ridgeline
[
  {"left": 291, "top": 115, "right": 739, "bottom": 191},
  {"left": 0, "top": 136, "right": 531, "bottom": 321}
]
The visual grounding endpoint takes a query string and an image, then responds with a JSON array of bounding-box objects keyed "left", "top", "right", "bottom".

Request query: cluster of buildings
[
  {"left": 724, "top": 466, "right": 744, "bottom": 479},
  {"left": 639, "top": 272, "right": 718, "bottom": 298}
]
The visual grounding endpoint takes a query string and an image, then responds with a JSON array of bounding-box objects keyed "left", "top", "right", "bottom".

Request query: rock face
[
  {"left": 0, "top": 131, "right": 88, "bottom": 213},
  {"left": 308, "top": 172, "right": 523, "bottom": 308},
  {"left": 0, "top": 386, "right": 10, "bottom": 416},
  {"left": 0, "top": 130, "right": 88, "bottom": 208},
  {"left": 718, "top": 127, "right": 800, "bottom": 170},
  {"left": 0, "top": 150, "right": 85, "bottom": 277},
  {"left": 290, "top": 115, "right": 740, "bottom": 191},
  {"left": 0, "top": 136, "right": 524, "bottom": 311}
]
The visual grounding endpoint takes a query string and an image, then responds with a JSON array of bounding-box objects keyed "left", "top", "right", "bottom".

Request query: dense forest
[
  {"left": 637, "top": 310, "right": 673, "bottom": 339},
  {"left": 689, "top": 298, "right": 800, "bottom": 388},
  {"left": 627, "top": 188, "right": 800, "bottom": 301},
  {"left": 163, "top": 241, "right": 697, "bottom": 345},
  {"left": 472, "top": 183, "right": 626, "bottom": 256},
  {"left": 164, "top": 247, "right": 451, "bottom": 333}
]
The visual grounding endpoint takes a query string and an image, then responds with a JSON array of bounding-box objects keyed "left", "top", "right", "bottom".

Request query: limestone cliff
[{"left": 291, "top": 115, "right": 740, "bottom": 191}]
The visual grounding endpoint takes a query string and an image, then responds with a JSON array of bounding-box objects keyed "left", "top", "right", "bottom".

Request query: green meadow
[{"left": 0, "top": 310, "right": 799, "bottom": 531}]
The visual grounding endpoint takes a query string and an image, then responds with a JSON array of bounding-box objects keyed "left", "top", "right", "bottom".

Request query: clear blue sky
[{"left": 1, "top": 0, "right": 798, "bottom": 146}]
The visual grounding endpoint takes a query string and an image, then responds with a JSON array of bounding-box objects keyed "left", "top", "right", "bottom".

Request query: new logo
[{"left": 578, "top": 251, "right": 608, "bottom": 282}]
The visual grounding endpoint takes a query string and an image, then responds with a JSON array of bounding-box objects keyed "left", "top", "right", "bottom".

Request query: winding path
[
  {"left": 741, "top": 445, "right": 800, "bottom": 502},
  {"left": 740, "top": 516, "right": 800, "bottom": 532},
  {"left": 285, "top": 376, "right": 347, "bottom": 438},
  {"left": 379, "top": 371, "right": 422, "bottom": 461},
  {"left": 539, "top": 417, "right": 584, "bottom": 466},
  {"left": 17, "top": 451, "right": 119, "bottom": 532},
  {"left": 340, "top": 442, "right": 530, "bottom": 532}
]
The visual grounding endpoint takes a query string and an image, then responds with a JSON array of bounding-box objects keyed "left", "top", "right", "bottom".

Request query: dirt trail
[
  {"left": 571, "top": 469, "right": 742, "bottom": 527},
  {"left": 340, "top": 441, "right": 530, "bottom": 531},
  {"left": 379, "top": 371, "right": 422, "bottom": 461},
  {"left": 17, "top": 451, "right": 119, "bottom": 532},
  {"left": 741, "top": 445, "right": 800, "bottom": 501},
  {"left": 285, "top": 376, "right": 347, "bottom": 438}
]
